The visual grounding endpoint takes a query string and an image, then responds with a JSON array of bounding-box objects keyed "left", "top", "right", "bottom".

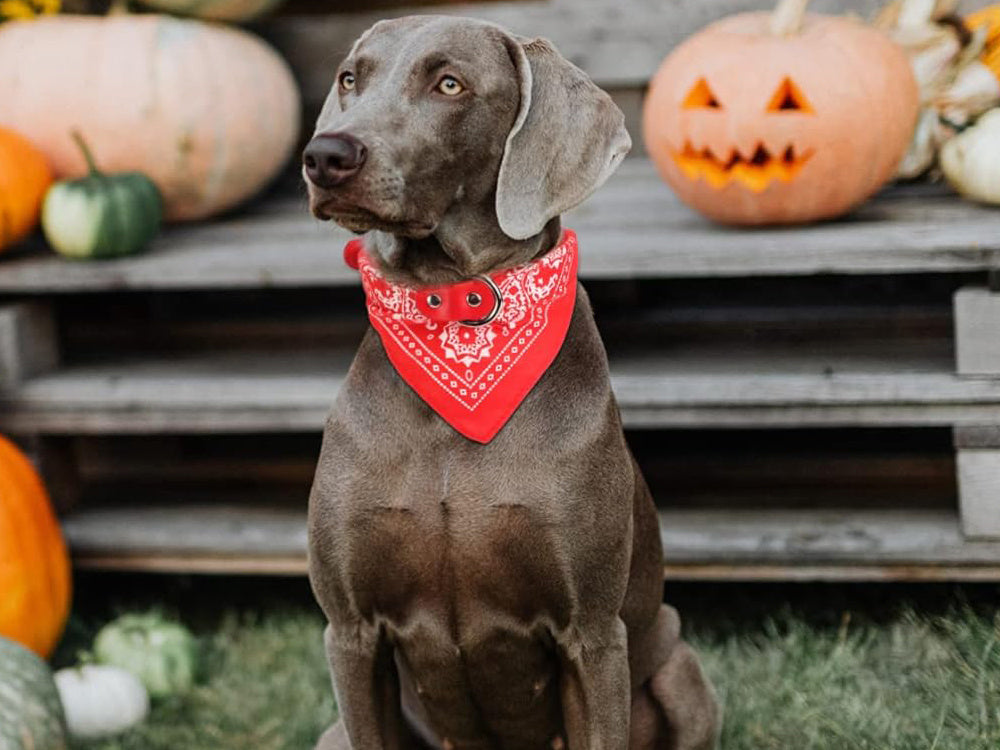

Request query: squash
[
  {"left": 0, "top": 636, "right": 68, "bottom": 750},
  {"left": 643, "top": 0, "right": 919, "bottom": 225},
  {"left": 133, "top": 0, "right": 285, "bottom": 22},
  {"left": 0, "top": 435, "right": 71, "bottom": 659},
  {"left": 967, "top": 5, "right": 1000, "bottom": 84},
  {"left": 55, "top": 665, "right": 149, "bottom": 739},
  {"left": 0, "top": 15, "right": 300, "bottom": 222},
  {"left": 940, "top": 107, "right": 1000, "bottom": 203},
  {"left": 42, "top": 132, "right": 162, "bottom": 259},
  {"left": 94, "top": 613, "right": 198, "bottom": 699},
  {"left": 0, "top": 125, "right": 52, "bottom": 252}
]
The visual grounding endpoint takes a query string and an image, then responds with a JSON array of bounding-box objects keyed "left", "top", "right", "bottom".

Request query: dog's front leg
[
  {"left": 557, "top": 617, "right": 631, "bottom": 750},
  {"left": 323, "top": 623, "right": 409, "bottom": 750}
]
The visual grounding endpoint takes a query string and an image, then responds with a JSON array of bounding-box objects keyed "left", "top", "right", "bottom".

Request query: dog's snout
[{"left": 303, "top": 133, "right": 368, "bottom": 188}]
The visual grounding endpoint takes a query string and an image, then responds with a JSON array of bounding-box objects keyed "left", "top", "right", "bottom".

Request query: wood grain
[
  {"left": 8, "top": 336, "right": 1000, "bottom": 434},
  {"left": 2, "top": 164, "right": 1000, "bottom": 293},
  {"left": 0, "top": 302, "right": 59, "bottom": 389},
  {"left": 956, "top": 449, "right": 1000, "bottom": 539},
  {"left": 61, "top": 504, "right": 1000, "bottom": 578}
]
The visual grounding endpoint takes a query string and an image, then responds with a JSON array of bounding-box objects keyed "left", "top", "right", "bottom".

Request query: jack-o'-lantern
[{"left": 643, "top": 0, "right": 919, "bottom": 225}]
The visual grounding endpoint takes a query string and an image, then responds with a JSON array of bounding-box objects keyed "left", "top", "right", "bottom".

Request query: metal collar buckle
[{"left": 460, "top": 275, "right": 503, "bottom": 327}]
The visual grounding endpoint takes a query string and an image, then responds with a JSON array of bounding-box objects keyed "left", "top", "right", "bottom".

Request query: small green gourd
[
  {"left": 42, "top": 131, "right": 162, "bottom": 259},
  {"left": 93, "top": 613, "right": 198, "bottom": 700}
]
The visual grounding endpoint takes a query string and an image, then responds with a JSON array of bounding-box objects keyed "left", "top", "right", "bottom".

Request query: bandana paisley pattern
[{"left": 349, "top": 230, "right": 579, "bottom": 443}]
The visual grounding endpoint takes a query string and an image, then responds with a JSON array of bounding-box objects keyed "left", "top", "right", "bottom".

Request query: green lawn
[{"left": 60, "top": 579, "right": 1000, "bottom": 750}]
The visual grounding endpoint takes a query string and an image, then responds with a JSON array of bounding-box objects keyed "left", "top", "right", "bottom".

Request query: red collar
[{"left": 345, "top": 231, "right": 579, "bottom": 443}]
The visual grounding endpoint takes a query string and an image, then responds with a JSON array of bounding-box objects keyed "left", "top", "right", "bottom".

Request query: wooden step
[
  {"left": 1, "top": 162, "right": 996, "bottom": 294},
  {"left": 8, "top": 337, "right": 1000, "bottom": 434},
  {"left": 61, "top": 503, "right": 1000, "bottom": 581}
]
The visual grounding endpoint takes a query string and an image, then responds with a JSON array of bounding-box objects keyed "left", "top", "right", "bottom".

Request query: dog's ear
[{"left": 496, "top": 36, "right": 631, "bottom": 241}]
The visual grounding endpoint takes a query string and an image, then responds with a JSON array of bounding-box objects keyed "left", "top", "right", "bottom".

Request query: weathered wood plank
[
  {"left": 73, "top": 556, "right": 1000, "bottom": 581},
  {"left": 2, "top": 163, "right": 1000, "bottom": 293},
  {"left": 265, "top": 0, "right": 992, "bottom": 110},
  {"left": 954, "top": 287, "right": 1000, "bottom": 377},
  {"left": 61, "top": 505, "right": 1000, "bottom": 578},
  {"left": 8, "top": 337, "right": 1000, "bottom": 434},
  {"left": 63, "top": 503, "right": 309, "bottom": 557},
  {"left": 660, "top": 564, "right": 1000, "bottom": 582},
  {"left": 74, "top": 555, "right": 309, "bottom": 576},
  {"left": 955, "top": 425, "right": 1000, "bottom": 448},
  {"left": 0, "top": 302, "right": 58, "bottom": 389},
  {"left": 956, "top": 449, "right": 1000, "bottom": 539}
]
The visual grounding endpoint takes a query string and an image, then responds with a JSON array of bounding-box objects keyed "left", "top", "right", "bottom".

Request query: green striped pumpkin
[
  {"left": 42, "top": 133, "right": 162, "bottom": 260},
  {"left": 0, "top": 636, "right": 68, "bottom": 750}
]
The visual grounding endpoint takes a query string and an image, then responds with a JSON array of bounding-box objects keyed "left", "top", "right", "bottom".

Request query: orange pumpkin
[
  {"left": 0, "top": 126, "right": 52, "bottom": 252},
  {"left": 643, "top": 0, "right": 919, "bottom": 225},
  {"left": 0, "top": 436, "right": 71, "bottom": 658},
  {"left": 0, "top": 15, "right": 301, "bottom": 222}
]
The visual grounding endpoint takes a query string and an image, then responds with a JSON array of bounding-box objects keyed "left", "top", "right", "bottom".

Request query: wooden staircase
[{"left": 3, "top": 0, "right": 1000, "bottom": 580}]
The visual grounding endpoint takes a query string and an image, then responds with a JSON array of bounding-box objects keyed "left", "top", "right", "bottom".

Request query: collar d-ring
[{"left": 460, "top": 275, "right": 503, "bottom": 326}]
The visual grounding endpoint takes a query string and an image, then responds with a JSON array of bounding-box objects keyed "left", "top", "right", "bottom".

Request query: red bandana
[{"left": 344, "top": 230, "right": 579, "bottom": 443}]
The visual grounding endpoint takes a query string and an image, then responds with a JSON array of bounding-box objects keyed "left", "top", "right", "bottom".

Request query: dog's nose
[{"left": 303, "top": 133, "right": 368, "bottom": 188}]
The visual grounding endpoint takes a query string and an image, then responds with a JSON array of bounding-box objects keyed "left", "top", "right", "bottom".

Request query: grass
[{"left": 58, "top": 579, "right": 1000, "bottom": 750}]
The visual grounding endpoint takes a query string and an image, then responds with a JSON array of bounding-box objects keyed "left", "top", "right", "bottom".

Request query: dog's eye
[
  {"left": 339, "top": 72, "right": 356, "bottom": 91},
  {"left": 436, "top": 76, "right": 464, "bottom": 96}
]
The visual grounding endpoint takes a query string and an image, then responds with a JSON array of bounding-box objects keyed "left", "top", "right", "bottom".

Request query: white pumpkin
[
  {"left": 941, "top": 108, "right": 1000, "bottom": 203},
  {"left": 54, "top": 665, "right": 150, "bottom": 739}
]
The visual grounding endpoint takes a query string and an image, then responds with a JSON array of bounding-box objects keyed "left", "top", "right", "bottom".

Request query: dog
[{"left": 303, "top": 15, "right": 720, "bottom": 750}]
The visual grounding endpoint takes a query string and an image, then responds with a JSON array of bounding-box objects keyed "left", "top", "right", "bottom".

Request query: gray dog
[{"left": 302, "top": 15, "right": 720, "bottom": 750}]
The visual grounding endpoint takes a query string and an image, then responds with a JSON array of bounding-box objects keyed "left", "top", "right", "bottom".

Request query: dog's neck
[{"left": 365, "top": 192, "right": 561, "bottom": 287}]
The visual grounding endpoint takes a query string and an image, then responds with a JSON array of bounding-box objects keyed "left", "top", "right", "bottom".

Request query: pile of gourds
[
  {"left": 938, "top": 6, "right": 1000, "bottom": 203},
  {"left": 0, "top": 436, "right": 199, "bottom": 746},
  {"left": 872, "top": 0, "right": 1000, "bottom": 207},
  {"left": 875, "top": 0, "right": 1000, "bottom": 179},
  {"left": 0, "top": 0, "right": 300, "bottom": 259}
]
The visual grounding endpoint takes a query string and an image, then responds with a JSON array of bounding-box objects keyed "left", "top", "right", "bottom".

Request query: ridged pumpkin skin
[
  {"left": 0, "top": 126, "right": 52, "bottom": 252},
  {"left": 643, "top": 12, "right": 919, "bottom": 225},
  {"left": 0, "top": 436, "right": 71, "bottom": 658},
  {"left": 135, "top": 0, "right": 284, "bottom": 22},
  {"left": 43, "top": 168, "right": 163, "bottom": 259},
  {"left": 0, "top": 636, "right": 68, "bottom": 750},
  {"left": 0, "top": 16, "right": 301, "bottom": 222}
]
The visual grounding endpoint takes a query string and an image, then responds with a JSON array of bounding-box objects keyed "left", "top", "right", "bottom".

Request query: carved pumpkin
[
  {"left": 0, "top": 435, "right": 72, "bottom": 658},
  {"left": 0, "top": 126, "right": 52, "bottom": 253},
  {"left": 0, "top": 15, "right": 300, "bottom": 222},
  {"left": 643, "top": 0, "right": 919, "bottom": 225}
]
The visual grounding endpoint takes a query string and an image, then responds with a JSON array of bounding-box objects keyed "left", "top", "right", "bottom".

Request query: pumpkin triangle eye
[
  {"left": 767, "top": 77, "right": 814, "bottom": 113},
  {"left": 682, "top": 78, "right": 722, "bottom": 110}
]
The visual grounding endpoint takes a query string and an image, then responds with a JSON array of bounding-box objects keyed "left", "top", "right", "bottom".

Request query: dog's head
[{"left": 303, "top": 16, "right": 630, "bottom": 245}]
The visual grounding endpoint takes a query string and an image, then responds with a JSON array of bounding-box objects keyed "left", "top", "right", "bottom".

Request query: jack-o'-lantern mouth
[{"left": 672, "top": 141, "right": 814, "bottom": 192}]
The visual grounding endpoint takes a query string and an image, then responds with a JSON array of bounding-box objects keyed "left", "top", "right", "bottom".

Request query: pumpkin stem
[
  {"left": 770, "top": 0, "right": 810, "bottom": 36},
  {"left": 71, "top": 130, "right": 101, "bottom": 176},
  {"left": 107, "top": 0, "right": 129, "bottom": 14}
]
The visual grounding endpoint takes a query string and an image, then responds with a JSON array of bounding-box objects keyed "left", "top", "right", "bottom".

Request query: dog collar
[{"left": 345, "top": 230, "right": 579, "bottom": 443}]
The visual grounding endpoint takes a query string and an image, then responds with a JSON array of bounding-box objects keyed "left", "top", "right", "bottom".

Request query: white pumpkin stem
[
  {"left": 71, "top": 130, "right": 101, "bottom": 176},
  {"left": 107, "top": 0, "right": 130, "bottom": 14},
  {"left": 770, "top": 0, "right": 810, "bottom": 36}
]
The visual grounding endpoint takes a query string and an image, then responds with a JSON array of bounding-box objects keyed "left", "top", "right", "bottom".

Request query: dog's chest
[{"left": 340, "top": 477, "right": 574, "bottom": 629}]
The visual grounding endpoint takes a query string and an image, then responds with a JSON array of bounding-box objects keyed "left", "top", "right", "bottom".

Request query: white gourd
[
  {"left": 941, "top": 108, "right": 1000, "bottom": 204},
  {"left": 54, "top": 665, "right": 150, "bottom": 739}
]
